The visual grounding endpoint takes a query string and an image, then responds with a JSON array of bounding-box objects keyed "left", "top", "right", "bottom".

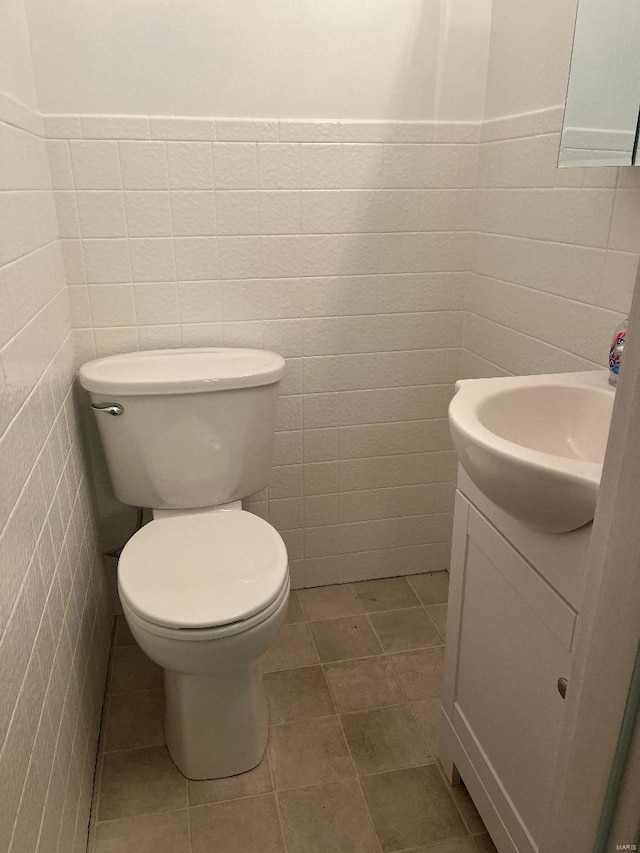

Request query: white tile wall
[
  {"left": 44, "top": 111, "right": 640, "bottom": 590},
  {"left": 46, "top": 116, "right": 474, "bottom": 587},
  {"left": 0, "top": 96, "right": 110, "bottom": 852},
  {"left": 462, "top": 110, "right": 640, "bottom": 378}
]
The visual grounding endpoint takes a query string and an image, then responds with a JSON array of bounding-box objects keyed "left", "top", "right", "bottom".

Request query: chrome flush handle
[{"left": 91, "top": 402, "right": 124, "bottom": 416}]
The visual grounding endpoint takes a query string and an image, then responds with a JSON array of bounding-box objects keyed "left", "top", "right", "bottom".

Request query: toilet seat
[
  {"left": 121, "top": 577, "right": 289, "bottom": 643},
  {"left": 118, "top": 510, "right": 288, "bottom": 631}
]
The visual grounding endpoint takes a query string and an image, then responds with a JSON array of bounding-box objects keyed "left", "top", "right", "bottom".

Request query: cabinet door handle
[{"left": 557, "top": 677, "right": 568, "bottom": 699}]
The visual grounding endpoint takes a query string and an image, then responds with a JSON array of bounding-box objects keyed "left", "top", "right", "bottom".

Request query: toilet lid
[{"left": 118, "top": 511, "right": 288, "bottom": 630}]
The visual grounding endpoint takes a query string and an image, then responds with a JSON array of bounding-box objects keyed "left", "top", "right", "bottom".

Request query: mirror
[{"left": 559, "top": 0, "right": 640, "bottom": 168}]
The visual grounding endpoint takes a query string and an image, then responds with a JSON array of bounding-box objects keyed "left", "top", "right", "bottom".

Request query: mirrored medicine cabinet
[{"left": 559, "top": 0, "right": 640, "bottom": 168}]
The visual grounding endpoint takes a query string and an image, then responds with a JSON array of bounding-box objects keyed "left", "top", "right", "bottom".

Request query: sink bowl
[{"left": 449, "top": 371, "right": 615, "bottom": 533}]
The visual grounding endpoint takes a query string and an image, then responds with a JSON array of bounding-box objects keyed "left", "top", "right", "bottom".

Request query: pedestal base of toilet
[
  {"left": 119, "top": 557, "right": 289, "bottom": 782},
  {"left": 164, "top": 662, "right": 268, "bottom": 780}
]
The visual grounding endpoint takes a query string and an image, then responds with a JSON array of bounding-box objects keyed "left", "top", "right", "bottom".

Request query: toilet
[{"left": 78, "top": 347, "right": 289, "bottom": 780}]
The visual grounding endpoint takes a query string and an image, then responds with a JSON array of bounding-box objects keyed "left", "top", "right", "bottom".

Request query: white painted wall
[
  {"left": 483, "top": 0, "right": 579, "bottom": 119},
  {"left": 1, "top": 0, "right": 38, "bottom": 108},
  {"left": 24, "top": 0, "right": 491, "bottom": 121}
]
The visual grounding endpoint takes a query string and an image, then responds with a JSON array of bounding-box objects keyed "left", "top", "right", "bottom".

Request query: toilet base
[{"left": 164, "top": 662, "right": 268, "bottom": 780}]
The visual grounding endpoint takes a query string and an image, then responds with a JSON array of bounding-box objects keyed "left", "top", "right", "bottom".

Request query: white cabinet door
[{"left": 443, "top": 496, "right": 576, "bottom": 852}]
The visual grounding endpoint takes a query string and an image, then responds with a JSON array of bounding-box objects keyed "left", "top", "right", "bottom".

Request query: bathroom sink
[{"left": 449, "top": 371, "right": 615, "bottom": 533}]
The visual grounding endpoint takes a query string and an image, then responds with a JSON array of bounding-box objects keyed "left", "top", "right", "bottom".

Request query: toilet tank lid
[{"left": 78, "top": 347, "right": 286, "bottom": 395}]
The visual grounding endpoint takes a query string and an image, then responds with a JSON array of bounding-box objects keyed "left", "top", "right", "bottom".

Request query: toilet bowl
[
  {"left": 78, "top": 347, "right": 289, "bottom": 780},
  {"left": 118, "top": 506, "right": 289, "bottom": 780}
]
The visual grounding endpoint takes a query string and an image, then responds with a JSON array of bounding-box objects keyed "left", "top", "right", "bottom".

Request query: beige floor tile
[
  {"left": 309, "top": 615, "right": 382, "bottom": 662},
  {"left": 188, "top": 751, "right": 272, "bottom": 806},
  {"left": 283, "top": 590, "right": 306, "bottom": 624},
  {"left": 341, "top": 705, "right": 432, "bottom": 776},
  {"left": 108, "top": 645, "right": 163, "bottom": 695},
  {"left": 411, "top": 697, "right": 443, "bottom": 748},
  {"left": 389, "top": 647, "right": 445, "bottom": 701},
  {"left": 356, "top": 577, "right": 420, "bottom": 612},
  {"left": 409, "top": 839, "right": 477, "bottom": 852},
  {"left": 190, "top": 792, "right": 284, "bottom": 853},
  {"left": 269, "top": 716, "right": 355, "bottom": 790},
  {"left": 89, "top": 575, "right": 466, "bottom": 851},
  {"left": 324, "top": 657, "right": 405, "bottom": 712},
  {"left": 102, "top": 690, "right": 165, "bottom": 752},
  {"left": 451, "top": 784, "right": 486, "bottom": 835},
  {"left": 92, "top": 809, "right": 189, "bottom": 853},
  {"left": 278, "top": 779, "right": 381, "bottom": 853},
  {"left": 260, "top": 623, "right": 319, "bottom": 672},
  {"left": 299, "top": 583, "right": 364, "bottom": 620},
  {"left": 265, "top": 665, "right": 335, "bottom": 724},
  {"left": 98, "top": 746, "right": 187, "bottom": 821},
  {"left": 114, "top": 616, "right": 136, "bottom": 646},
  {"left": 472, "top": 833, "right": 499, "bottom": 852},
  {"left": 408, "top": 572, "right": 450, "bottom": 605},
  {"left": 427, "top": 603, "right": 448, "bottom": 638},
  {"left": 361, "top": 765, "right": 466, "bottom": 852},
  {"left": 369, "top": 608, "right": 442, "bottom": 653}
]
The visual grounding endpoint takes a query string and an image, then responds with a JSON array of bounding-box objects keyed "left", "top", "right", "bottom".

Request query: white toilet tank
[{"left": 78, "top": 348, "right": 286, "bottom": 510}]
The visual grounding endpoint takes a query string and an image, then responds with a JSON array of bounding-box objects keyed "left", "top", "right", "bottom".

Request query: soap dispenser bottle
[{"left": 609, "top": 318, "right": 628, "bottom": 386}]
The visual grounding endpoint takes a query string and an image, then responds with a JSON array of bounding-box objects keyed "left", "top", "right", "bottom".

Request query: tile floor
[{"left": 88, "top": 571, "right": 497, "bottom": 853}]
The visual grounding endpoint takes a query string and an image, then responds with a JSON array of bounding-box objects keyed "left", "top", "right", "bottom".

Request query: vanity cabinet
[{"left": 439, "top": 469, "right": 591, "bottom": 853}]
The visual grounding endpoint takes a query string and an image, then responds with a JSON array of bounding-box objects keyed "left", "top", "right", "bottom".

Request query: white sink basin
[{"left": 449, "top": 371, "right": 615, "bottom": 533}]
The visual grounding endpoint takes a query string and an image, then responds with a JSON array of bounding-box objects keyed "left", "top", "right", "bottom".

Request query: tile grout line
[
  {"left": 185, "top": 782, "right": 193, "bottom": 853},
  {"left": 387, "top": 576, "right": 481, "bottom": 842},
  {"left": 93, "top": 805, "right": 188, "bottom": 827},
  {"left": 88, "top": 623, "right": 117, "bottom": 843},
  {"left": 303, "top": 595, "right": 385, "bottom": 853},
  {"left": 356, "top": 584, "right": 427, "bottom": 847},
  {"left": 271, "top": 599, "right": 354, "bottom": 850},
  {"left": 266, "top": 743, "right": 291, "bottom": 853},
  {"left": 373, "top": 580, "right": 480, "bottom": 848},
  {"left": 368, "top": 606, "right": 437, "bottom": 764},
  {"left": 354, "top": 578, "right": 455, "bottom": 848},
  {"left": 334, "top": 709, "right": 386, "bottom": 853}
]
